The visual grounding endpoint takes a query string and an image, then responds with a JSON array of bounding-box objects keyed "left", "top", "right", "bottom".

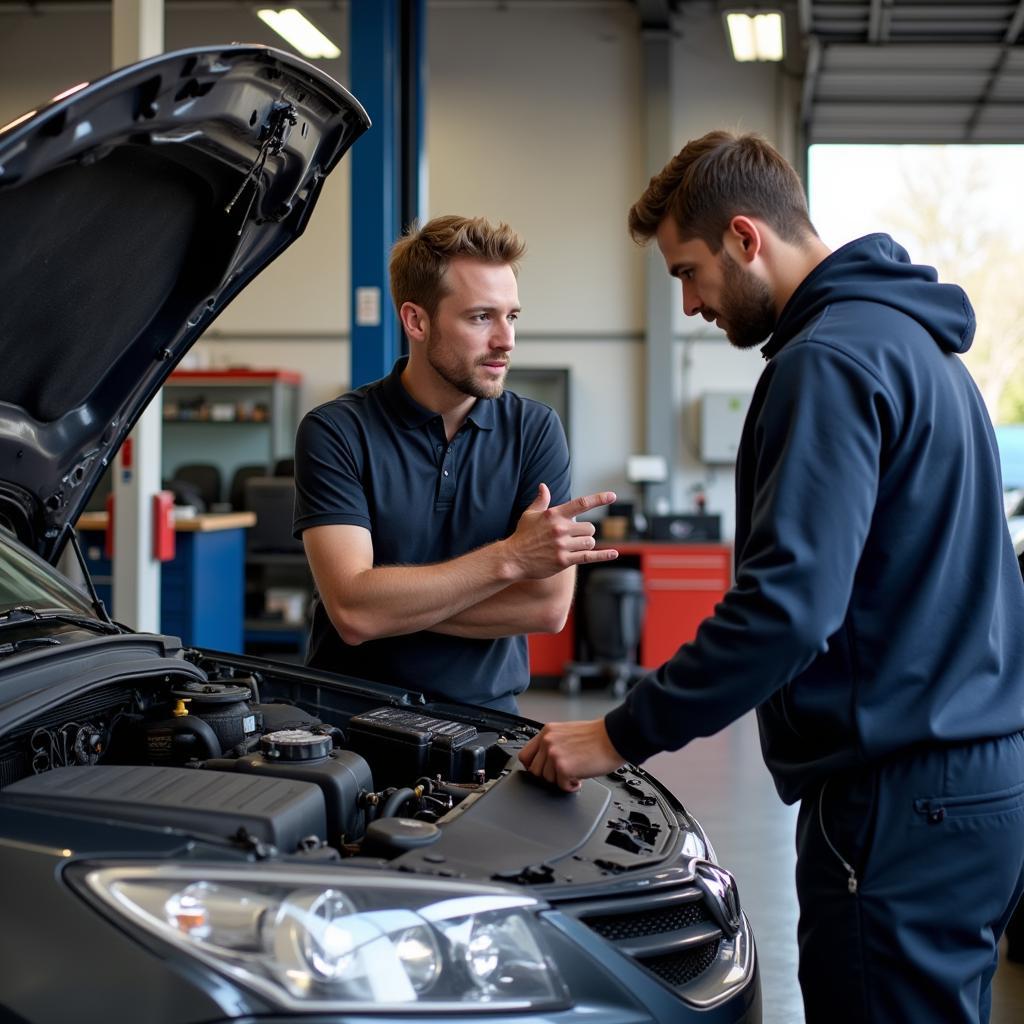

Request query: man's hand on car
[
  {"left": 504, "top": 484, "right": 618, "bottom": 579},
  {"left": 519, "top": 718, "right": 626, "bottom": 792}
]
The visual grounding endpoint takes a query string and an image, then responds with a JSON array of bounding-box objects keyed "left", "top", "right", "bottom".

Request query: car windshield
[{"left": 0, "top": 528, "right": 97, "bottom": 617}]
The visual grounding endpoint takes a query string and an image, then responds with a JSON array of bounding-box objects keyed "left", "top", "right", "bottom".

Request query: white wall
[
  {"left": 426, "top": 0, "right": 646, "bottom": 499},
  {"left": 0, "top": 0, "right": 799, "bottom": 535}
]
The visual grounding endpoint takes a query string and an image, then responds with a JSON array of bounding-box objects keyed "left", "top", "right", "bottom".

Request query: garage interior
[{"left": 2, "top": 1, "right": 1024, "bottom": 1020}]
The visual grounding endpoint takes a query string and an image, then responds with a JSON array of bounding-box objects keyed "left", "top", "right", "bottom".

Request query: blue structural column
[{"left": 349, "top": 0, "right": 426, "bottom": 388}]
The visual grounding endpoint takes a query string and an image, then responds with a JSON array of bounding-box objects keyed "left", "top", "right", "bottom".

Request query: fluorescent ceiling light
[
  {"left": 257, "top": 8, "right": 341, "bottom": 60},
  {"left": 726, "top": 11, "right": 784, "bottom": 62}
]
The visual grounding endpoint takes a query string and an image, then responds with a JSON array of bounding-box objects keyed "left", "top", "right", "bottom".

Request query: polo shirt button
[{"left": 443, "top": 470, "right": 449, "bottom": 477}]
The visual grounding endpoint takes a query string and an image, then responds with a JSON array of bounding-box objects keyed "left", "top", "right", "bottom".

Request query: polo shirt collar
[
  {"left": 382, "top": 357, "right": 435, "bottom": 428},
  {"left": 382, "top": 356, "right": 496, "bottom": 431},
  {"left": 465, "top": 396, "right": 496, "bottom": 431}
]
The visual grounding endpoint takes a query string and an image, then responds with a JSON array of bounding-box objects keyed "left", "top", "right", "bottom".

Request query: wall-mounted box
[{"left": 700, "top": 391, "right": 751, "bottom": 464}]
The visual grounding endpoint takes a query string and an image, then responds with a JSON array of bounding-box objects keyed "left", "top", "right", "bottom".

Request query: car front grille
[
  {"left": 641, "top": 939, "right": 722, "bottom": 987},
  {"left": 559, "top": 882, "right": 724, "bottom": 996},
  {"left": 584, "top": 898, "right": 712, "bottom": 941}
]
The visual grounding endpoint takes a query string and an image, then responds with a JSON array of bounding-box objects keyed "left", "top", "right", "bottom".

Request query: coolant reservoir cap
[
  {"left": 259, "top": 728, "right": 332, "bottom": 761},
  {"left": 364, "top": 817, "right": 441, "bottom": 856}
]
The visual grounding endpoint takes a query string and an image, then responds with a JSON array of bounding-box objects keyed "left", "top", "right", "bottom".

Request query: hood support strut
[{"left": 63, "top": 523, "right": 116, "bottom": 626}]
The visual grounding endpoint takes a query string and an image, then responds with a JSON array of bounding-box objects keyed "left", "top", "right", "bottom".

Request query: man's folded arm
[
  {"left": 303, "top": 524, "right": 519, "bottom": 646},
  {"left": 429, "top": 568, "right": 576, "bottom": 638},
  {"left": 303, "top": 488, "right": 617, "bottom": 646}
]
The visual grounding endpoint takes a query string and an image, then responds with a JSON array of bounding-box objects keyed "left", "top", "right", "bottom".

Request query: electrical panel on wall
[{"left": 700, "top": 392, "right": 751, "bottom": 463}]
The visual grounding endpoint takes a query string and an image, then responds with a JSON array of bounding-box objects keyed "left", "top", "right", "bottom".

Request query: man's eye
[
  {"left": 472, "top": 313, "right": 490, "bottom": 322},
  {"left": 507, "top": 313, "right": 519, "bottom": 324},
  {"left": 681, "top": 269, "right": 695, "bottom": 281}
]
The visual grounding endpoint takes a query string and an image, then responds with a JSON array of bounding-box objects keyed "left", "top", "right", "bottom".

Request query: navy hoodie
[{"left": 605, "top": 234, "right": 1024, "bottom": 804}]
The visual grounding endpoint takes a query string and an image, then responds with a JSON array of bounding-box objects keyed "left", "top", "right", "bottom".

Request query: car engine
[{"left": 0, "top": 662, "right": 516, "bottom": 861}]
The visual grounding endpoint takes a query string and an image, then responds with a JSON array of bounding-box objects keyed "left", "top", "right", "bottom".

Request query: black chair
[
  {"left": 561, "top": 567, "right": 647, "bottom": 698},
  {"left": 163, "top": 478, "right": 208, "bottom": 513},
  {"left": 244, "top": 476, "right": 304, "bottom": 553},
  {"left": 172, "top": 462, "right": 222, "bottom": 510},
  {"left": 273, "top": 457, "right": 295, "bottom": 477},
  {"left": 229, "top": 463, "right": 268, "bottom": 511}
]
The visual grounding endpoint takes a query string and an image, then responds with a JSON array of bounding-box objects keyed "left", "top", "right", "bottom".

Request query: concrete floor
[{"left": 519, "top": 688, "right": 1024, "bottom": 1024}]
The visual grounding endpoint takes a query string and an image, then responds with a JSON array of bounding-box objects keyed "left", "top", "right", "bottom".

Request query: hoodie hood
[{"left": 762, "top": 233, "right": 976, "bottom": 361}]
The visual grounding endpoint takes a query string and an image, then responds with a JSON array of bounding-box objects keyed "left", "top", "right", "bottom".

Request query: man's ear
[
  {"left": 727, "top": 216, "right": 763, "bottom": 263},
  {"left": 399, "top": 301, "right": 429, "bottom": 342}
]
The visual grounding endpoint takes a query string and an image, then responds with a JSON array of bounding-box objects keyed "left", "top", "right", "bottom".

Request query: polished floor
[{"left": 519, "top": 688, "right": 1024, "bottom": 1024}]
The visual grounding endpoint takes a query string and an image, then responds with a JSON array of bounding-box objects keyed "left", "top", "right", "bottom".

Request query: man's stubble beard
[
  {"left": 717, "top": 250, "right": 778, "bottom": 350},
  {"left": 425, "top": 322, "right": 507, "bottom": 400}
]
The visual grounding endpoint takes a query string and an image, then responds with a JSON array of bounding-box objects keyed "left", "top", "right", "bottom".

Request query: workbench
[{"left": 76, "top": 511, "right": 255, "bottom": 652}]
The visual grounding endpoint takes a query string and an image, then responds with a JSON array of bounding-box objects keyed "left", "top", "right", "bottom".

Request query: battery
[{"left": 346, "top": 706, "right": 485, "bottom": 787}]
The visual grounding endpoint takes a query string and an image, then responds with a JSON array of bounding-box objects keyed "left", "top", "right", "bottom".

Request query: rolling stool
[{"left": 561, "top": 567, "right": 647, "bottom": 698}]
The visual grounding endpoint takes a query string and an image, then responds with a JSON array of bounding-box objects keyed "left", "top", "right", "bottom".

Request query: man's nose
[
  {"left": 682, "top": 280, "right": 702, "bottom": 318},
  {"left": 492, "top": 318, "right": 515, "bottom": 351}
]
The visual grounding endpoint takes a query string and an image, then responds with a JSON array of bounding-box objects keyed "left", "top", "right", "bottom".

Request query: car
[{"left": 0, "top": 45, "right": 760, "bottom": 1024}]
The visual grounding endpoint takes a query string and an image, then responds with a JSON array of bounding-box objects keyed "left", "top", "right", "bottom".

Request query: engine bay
[{"left": 0, "top": 648, "right": 689, "bottom": 884}]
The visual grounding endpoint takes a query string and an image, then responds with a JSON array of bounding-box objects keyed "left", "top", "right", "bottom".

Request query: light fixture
[
  {"left": 257, "top": 9, "right": 341, "bottom": 60},
  {"left": 725, "top": 10, "right": 785, "bottom": 62}
]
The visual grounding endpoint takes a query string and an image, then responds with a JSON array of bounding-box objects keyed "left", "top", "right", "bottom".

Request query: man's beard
[
  {"left": 714, "top": 251, "right": 778, "bottom": 349},
  {"left": 426, "top": 324, "right": 507, "bottom": 400}
]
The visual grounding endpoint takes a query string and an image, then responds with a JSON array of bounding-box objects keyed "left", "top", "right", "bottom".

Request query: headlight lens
[{"left": 79, "top": 865, "right": 568, "bottom": 1012}]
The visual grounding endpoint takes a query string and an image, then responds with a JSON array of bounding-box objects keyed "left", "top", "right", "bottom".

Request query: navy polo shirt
[{"left": 293, "top": 357, "right": 571, "bottom": 707}]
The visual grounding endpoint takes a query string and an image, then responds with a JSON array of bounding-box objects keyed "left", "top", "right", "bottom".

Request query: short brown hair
[
  {"left": 628, "top": 130, "right": 816, "bottom": 251},
  {"left": 389, "top": 215, "right": 526, "bottom": 317}
]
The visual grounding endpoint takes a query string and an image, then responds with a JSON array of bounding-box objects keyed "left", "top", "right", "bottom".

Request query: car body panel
[{"left": 0, "top": 45, "right": 368, "bottom": 562}]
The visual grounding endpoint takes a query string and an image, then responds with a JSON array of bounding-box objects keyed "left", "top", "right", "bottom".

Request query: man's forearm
[
  {"left": 311, "top": 487, "right": 615, "bottom": 645},
  {"left": 429, "top": 575, "right": 573, "bottom": 639},
  {"left": 322, "top": 541, "right": 520, "bottom": 645}
]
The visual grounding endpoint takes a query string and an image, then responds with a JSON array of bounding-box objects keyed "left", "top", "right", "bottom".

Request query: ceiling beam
[
  {"left": 798, "top": 0, "right": 813, "bottom": 35},
  {"left": 965, "top": 0, "right": 1024, "bottom": 139},
  {"left": 1006, "top": 0, "right": 1024, "bottom": 42},
  {"left": 634, "top": 0, "right": 672, "bottom": 31},
  {"left": 800, "top": 36, "right": 822, "bottom": 134},
  {"left": 867, "top": 0, "right": 883, "bottom": 43}
]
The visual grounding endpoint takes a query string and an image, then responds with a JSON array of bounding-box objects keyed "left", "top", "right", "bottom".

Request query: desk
[
  {"left": 76, "top": 512, "right": 255, "bottom": 652},
  {"left": 528, "top": 541, "right": 732, "bottom": 677}
]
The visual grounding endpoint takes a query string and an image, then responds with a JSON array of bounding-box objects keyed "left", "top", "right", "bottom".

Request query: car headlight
[{"left": 77, "top": 865, "right": 569, "bottom": 1012}]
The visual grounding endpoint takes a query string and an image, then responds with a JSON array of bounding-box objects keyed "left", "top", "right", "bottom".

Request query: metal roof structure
[
  {"left": 2, "top": 0, "right": 1021, "bottom": 145},
  {"left": 799, "top": 1, "right": 1024, "bottom": 142}
]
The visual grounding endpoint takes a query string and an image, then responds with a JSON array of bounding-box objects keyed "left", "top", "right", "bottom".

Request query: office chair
[
  {"left": 229, "top": 463, "right": 268, "bottom": 511},
  {"left": 561, "top": 566, "right": 647, "bottom": 698},
  {"left": 171, "top": 462, "right": 223, "bottom": 510},
  {"left": 244, "top": 476, "right": 304, "bottom": 553}
]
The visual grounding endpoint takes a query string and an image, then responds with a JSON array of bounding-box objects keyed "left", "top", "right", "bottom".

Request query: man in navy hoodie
[{"left": 520, "top": 131, "right": 1024, "bottom": 1023}]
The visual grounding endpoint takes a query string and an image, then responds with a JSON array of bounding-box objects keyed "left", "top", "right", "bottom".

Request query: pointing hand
[{"left": 505, "top": 484, "right": 619, "bottom": 579}]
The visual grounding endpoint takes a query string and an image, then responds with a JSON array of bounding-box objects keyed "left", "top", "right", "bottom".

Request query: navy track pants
[{"left": 795, "top": 732, "right": 1024, "bottom": 1023}]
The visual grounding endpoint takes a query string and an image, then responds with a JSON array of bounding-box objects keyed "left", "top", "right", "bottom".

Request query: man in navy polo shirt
[{"left": 293, "top": 215, "right": 618, "bottom": 711}]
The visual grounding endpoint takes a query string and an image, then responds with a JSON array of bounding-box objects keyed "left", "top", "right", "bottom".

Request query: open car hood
[{"left": 0, "top": 45, "right": 369, "bottom": 563}]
